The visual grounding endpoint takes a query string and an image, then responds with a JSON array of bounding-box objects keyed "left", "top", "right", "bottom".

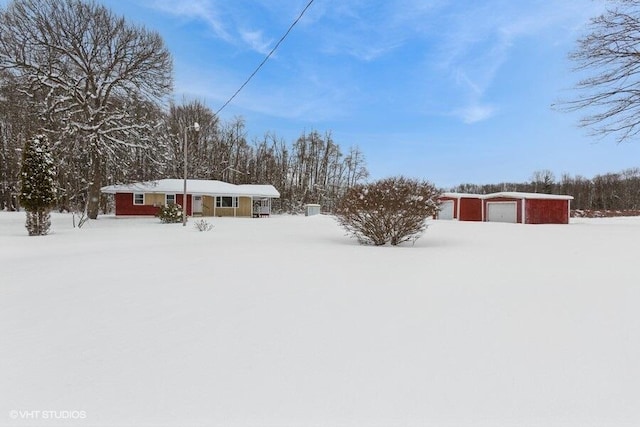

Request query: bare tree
[
  {"left": 0, "top": 71, "right": 35, "bottom": 211},
  {"left": 531, "top": 169, "right": 556, "bottom": 194},
  {"left": 563, "top": 0, "right": 640, "bottom": 142},
  {"left": 165, "top": 100, "right": 221, "bottom": 180},
  {"left": 0, "top": 0, "right": 172, "bottom": 218}
]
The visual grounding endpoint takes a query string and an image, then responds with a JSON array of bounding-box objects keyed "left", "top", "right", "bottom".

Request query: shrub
[
  {"left": 157, "top": 203, "right": 183, "bottom": 223},
  {"left": 194, "top": 219, "right": 214, "bottom": 232},
  {"left": 335, "top": 177, "right": 441, "bottom": 246}
]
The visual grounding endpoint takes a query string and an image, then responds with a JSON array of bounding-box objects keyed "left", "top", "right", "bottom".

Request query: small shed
[
  {"left": 483, "top": 192, "right": 573, "bottom": 224},
  {"left": 438, "top": 193, "right": 483, "bottom": 221},
  {"left": 304, "top": 204, "right": 321, "bottom": 216}
]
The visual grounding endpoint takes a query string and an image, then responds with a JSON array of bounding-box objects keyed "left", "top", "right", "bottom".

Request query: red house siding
[
  {"left": 114, "top": 192, "right": 193, "bottom": 216},
  {"left": 459, "top": 197, "right": 482, "bottom": 221},
  {"left": 115, "top": 193, "right": 159, "bottom": 216},
  {"left": 175, "top": 194, "right": 192, "bottom": 216},
  {"left": 526, "top": 199, "right": 569, "bottom": 224}
]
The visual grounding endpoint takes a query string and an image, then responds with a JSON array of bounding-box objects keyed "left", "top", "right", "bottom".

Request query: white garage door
[
  {"left": 439, "top": 200, "right": 454, "bottom": 220},
  {"left": 487, "top": 202, "right": 517, "bottom": 223}
]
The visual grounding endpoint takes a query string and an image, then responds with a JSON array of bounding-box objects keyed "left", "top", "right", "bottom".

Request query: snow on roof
[
  {"left": 101, "top": 179, "right": 280, "bottom": 198},
  {"left": 486, "top": 192, "right": 574, "bottom": 200},
  {"left": 440, "top": 191, "right": 573, "bottom": 200},
  {"left": 441, "top": 192, "right": 486, "bottom": 198}
]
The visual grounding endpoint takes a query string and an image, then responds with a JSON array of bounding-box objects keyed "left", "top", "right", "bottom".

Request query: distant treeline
[{"left": 451, "top": 168, "right": 640, "bottom": 211}]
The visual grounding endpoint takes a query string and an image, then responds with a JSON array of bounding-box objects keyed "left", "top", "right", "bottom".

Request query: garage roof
[
  {"left": 441, "top": 192, "right": 573, "bottom": 200},
  {"left": 441, "top": 192, "right": 485, "bottom": 198},
  {"left": 486, "top": 192, "right": 573, "bottom": 200}
]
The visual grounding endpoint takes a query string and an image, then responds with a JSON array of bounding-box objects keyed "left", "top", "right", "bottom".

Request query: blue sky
[{"left": 25, "top": 0, "right": 640, "bottom": 186}]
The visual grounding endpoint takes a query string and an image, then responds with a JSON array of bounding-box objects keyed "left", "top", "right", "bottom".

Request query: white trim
[
  {"left": 165, "top": 193, "right": 176, "bottom": 206},
  {"left": 215, "top": 195, "right": 238, "bottom": 208},
  {"left": 133, "top": 193, "right": 144, "bottom": 205},
  {"left": 521, "top": 198, "right": 526, "bottom": 224}
]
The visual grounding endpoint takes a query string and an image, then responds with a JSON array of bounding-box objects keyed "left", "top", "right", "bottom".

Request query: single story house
[
  {"left": 101, "top": 179, "right": 280, "bottom": 218},
  {"left": 437, "top": 192, "right": 573, "bottom": 224}
]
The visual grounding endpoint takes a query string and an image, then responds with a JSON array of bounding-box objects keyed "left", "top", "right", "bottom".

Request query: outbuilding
[
  {"left": 101, "top": 179, "right": 280, "bottom": 218},
  {"left": 437, "top": 191, "right": 573, "bottom": 224},
  {"left": 438, "top": 193, "right": 484, "bottom": 221},
  {"left": 483, "top": 192, "right": 572, "bottom": 224}
]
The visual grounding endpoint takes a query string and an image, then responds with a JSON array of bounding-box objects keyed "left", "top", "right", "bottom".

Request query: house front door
[{"left": 192, "top": 195, "right": 203, "bottom": 214}]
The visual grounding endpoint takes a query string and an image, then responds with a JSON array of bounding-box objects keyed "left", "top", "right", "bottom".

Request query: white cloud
[
  {"left": 455, "top": 104, "right": 498, "bottom": 124},
  {"left": 149, "top": 0, "right": 605, "bottom": 127},
  {"left": 148, "top": 0, "right": 232, "bottom": 42},
  {"left": 421, "top": 1, "right": 606, "bottom": 124},
  {"left": 148, "top": 0, "right": 281, "bottom": 54},
  {"left": 308, "top": 0, "right": 441, "bottom": 61},
  {"left": 174, "top": 61, "right": 352, "bottom": 123},
  {"left": 239, "top": 30, "right": 272, "bottom": 56}
]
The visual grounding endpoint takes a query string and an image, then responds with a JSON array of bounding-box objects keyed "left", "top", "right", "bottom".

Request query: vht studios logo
[{"left": 9, "top": 410, "right": 87, "bottom": 420}]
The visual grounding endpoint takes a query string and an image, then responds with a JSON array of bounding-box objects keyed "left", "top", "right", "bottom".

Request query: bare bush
[
  {"left": 72, "top": 209, "right": 89, "bottom": 229},
  {"left": 193, "top": 219, "right": 214, "bottom": 232},
  {"left": 335, "top": 177, "right": 441, "bottom": 246}
]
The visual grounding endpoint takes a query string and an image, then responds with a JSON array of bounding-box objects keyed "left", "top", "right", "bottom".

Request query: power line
[{"left": 215, "top": 0, "right": 316, "bottom": 116}]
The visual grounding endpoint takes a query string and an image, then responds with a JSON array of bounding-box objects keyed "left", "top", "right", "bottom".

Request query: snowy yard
[{"left": 1, "top": 212, "right": 639, "bottom": 427}]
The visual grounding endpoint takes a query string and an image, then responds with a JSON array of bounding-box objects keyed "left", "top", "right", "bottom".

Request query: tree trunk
[
  {"left": 87, "top": 150, "right": 102, "bottom": 219},
  {"left": 26, "top": 209, "right": 51, "bottom": 236}
]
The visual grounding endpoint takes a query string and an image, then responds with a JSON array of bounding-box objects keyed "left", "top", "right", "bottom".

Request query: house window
[
  {"left": 166, "top": 194, "right": 176, "bottom": 206},
  {"left": 133, "top": 193, "right": 144, "bottom": 205},
  {"left": 216, "top": 196, "right": 237, "bottom": 208}
]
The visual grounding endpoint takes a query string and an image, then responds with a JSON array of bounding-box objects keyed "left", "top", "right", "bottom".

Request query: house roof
[
  {"left": 101, "top": 179, "right": 280, "bottom": 198},
  {"left": 440, "top": 191, "right": 573, "bottom": 200}
]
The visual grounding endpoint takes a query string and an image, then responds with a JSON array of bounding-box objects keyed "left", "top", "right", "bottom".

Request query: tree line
[
  {"left": 452, "top": 168, "right": 640, "bottom": 212},
  {"left": 0, "top": 0, "right": 368, "bottom": 218}
]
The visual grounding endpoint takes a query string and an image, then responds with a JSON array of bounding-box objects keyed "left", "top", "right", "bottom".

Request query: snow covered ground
[{"left": 1, "top": 212, "right": 638, "bottom": 427}]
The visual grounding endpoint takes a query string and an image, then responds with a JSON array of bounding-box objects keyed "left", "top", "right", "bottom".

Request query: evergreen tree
[{"left": 20, "top": 135, "right": 56, "bottom": 235}]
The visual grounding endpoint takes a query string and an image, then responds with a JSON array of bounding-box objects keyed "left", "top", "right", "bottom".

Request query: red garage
[
  {"left": 438, "top": 193, "right": 483, "bottom": 221},
  {"left": 438, "top": 192, "right": 573, "bottom": 224},
  {"left": 482, "top": 192, "right": 573, "bottom": 224}
]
